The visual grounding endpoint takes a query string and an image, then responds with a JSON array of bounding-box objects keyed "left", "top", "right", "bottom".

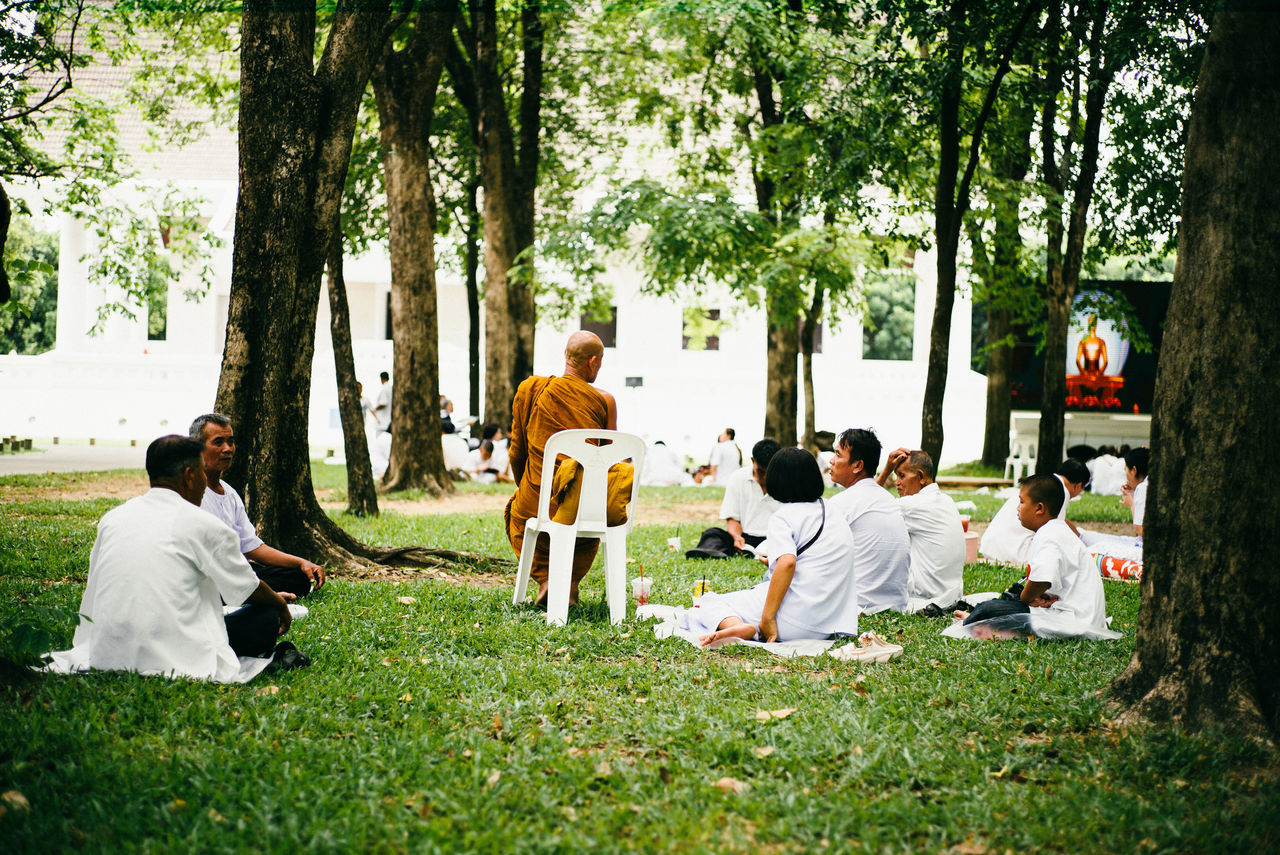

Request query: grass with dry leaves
[{"left": 1, "top": 468, "right": 1277, "bottom": 853}]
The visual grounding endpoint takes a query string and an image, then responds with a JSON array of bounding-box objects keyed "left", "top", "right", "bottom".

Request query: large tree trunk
[
  {"left": 1038, "top": 1, "right": 1114, "bottom": 472},
  {"left": 980, "top": 306, "right": 1012, "bottom": 467},
  {"left": 470, "top": 0, "right": 542, "bottom": 428},
  {"left": 217, "top": 3, "right": 496, "bottom": 573},
  {"left": 920, "top": 1, "right": 1036, "bottom": 465},
  {"left": 371, "top": 3, "right": 455, "bottom": 496},
  {"left": 1109, "top": 8, "right": 1280, "bottom": 745},
  {"left": 326, "top": 232, "right": 378, "bottom": 516},
  {"left": 764, "top": 315, "right": 800, "bottom": 446},
  {"left": 0, "top": 183, "right": 10, "bottom": 303},
  {"left": 465, "top": 177, "right": 482, "bottom": 421},
  {"left": 800, "top": 287, "right": 824, "bottom": 454}
]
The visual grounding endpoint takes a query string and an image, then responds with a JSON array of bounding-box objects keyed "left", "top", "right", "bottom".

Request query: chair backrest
[{"left": 536, "top": 429, "right": 646, "bottom": 528}]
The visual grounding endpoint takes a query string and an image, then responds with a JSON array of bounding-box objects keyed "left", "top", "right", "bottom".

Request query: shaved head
[{"left": 565, "top": 331, "right": 604, "bottom": 367}]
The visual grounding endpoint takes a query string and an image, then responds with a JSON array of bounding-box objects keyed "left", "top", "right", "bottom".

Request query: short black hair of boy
[
  {"left": 765, "top": 447, "right": 826, "bottom": 503},
  {"left": 1019, "top": 472, "right": 1065, "bottom": 517},
  {"left": 752, "top": 438, "right": 782, "bottom": 470},
  {"left": 1125, "top": 446, "right": 1150, "bottom": 479},
  {"left": 836, "top": 428, "right": 881, "bottom": 475},
  {"left": 147, "top": 435, "right": 205, "bottom": 482},
  {"left": 1056, "top": 458, "right": 1090, "bottom": 488},
  {"left": 481, "top": 422, "right": 500, "bottom": 440}
]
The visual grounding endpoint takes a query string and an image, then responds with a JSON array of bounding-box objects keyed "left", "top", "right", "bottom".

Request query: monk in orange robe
[{"left": 506, "top": 331, "right": 618, "bottom": 606}]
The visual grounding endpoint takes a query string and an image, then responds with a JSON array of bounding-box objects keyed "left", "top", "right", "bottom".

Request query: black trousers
[
  {"left": 250, "top": 561, "right": 312, "bottom": 599},
  {"left": 225, "top": 605, "right": 281, "bottom": 657},
  {"left": 963, "top": 597, "right": 1030, "bottom": 625}
]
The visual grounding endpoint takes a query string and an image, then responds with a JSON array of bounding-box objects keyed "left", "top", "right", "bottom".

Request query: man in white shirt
[
  {"left": 718, "top": 439, "right": 782, "bottom": 551},
  {"left": 372, "top": 371, "right": 392, "bottom": 433},
  {"left": 190, "top": 413, "right": 326, "bottom": 598},
  {"left": 980, "top": 458, "right": 1089, "bottom": 566},
  {"left": 876, "top": 448, "right": 964, "bottom": 611},
  {"left": 708, "top": 428, "right": 743, "bottom": 485},
  {"left": 827, "top": 428, "right": 911, "bottom": 613},
  {"left": 686, "top": 439, "right": 781, "bottom": 559},
  {"left": 44, "top": 435, "right": 300, "bottom": 683}
]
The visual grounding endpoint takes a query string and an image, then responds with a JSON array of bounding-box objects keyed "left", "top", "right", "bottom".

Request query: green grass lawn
[{"left": 1, "top": 470, "right": 1276, "bottom": 852}]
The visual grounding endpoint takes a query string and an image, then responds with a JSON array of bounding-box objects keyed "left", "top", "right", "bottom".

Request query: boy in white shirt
[{"left": 956, "top": 473, "right": 1113, "bottom": 640}]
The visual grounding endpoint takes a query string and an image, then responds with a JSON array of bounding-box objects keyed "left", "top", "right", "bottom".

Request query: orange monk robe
[{"left": 506, "top": 374, "right": 615, "bottom": 597}]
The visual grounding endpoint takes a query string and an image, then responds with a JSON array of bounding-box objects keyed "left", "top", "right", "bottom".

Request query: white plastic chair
[
  {"left": 1003, "top": 434, "right": 1038, "bottom": 481},
  {"left": 512, "top": 429, "right": 646, "bottom": 626}
]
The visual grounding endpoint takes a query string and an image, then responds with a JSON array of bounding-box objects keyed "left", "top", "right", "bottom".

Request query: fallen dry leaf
[
  {"left": 713, "top": 777, "right": 749, "bottom": 795},
  {"left": 255, "top": 685, "right": 280, "bottom": 696},
  {"left": 554, "top": 646, "right": 569, "bottom": 655},
  {"left": 166, "top": 799, "right": 187, "bottom": 813},
  {"left": 755, "top": 709, "right": 772, "bottom": 721},
  {"left": 634, "top": 697, "right": 648, "bottom": 704},
  {"left": 595, "top": 761, "right": 612, "bottom": 776},
  {"left": 207, "top": 808, "right": 225, "bottom": 823},
  {"left": 486, "top": 770, "right": 501, "bottom": 787},
  {"left": 398, "top": 694, "right": 413, "bottom": 703},
  {"left": 396, "top": 596, "right": 416, "bottom": 604},
  {"left": 752, "top": 746, "right": 775, "bottom": 759},
  {"left": 380, "top": 657, "right": 396, "bottom": 666},
  {"left": 770, "top": 707, "right": 797, "bottom": 719},
  {"left": 853, "top": 745, "right": 864, "bottom": 756},
  {"left": 1, "top": 791, "right": 30, "bottom": 812}
]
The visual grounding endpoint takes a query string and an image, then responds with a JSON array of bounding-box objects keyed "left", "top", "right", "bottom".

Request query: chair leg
[
  {"left": 513, "top": 527, "right": 537, "bottom": 606},
  {"left": 545, "top": 529, "right": 576, "bottom": 627},
  {"left": 603, "top": 530, "right": 628, "bottom": 625}
]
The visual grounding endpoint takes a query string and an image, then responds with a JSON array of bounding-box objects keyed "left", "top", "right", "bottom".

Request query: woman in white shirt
[{"left": 685, "top": 447, "right": 859, "bottom": 645}]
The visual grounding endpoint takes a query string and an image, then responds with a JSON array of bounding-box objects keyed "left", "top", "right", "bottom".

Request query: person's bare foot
[
  {"left": 952, "top": 610, "right": 970, "bottom": 621},
  {"left": 699, "top": 618, "right": 758, "bottom": 648}
]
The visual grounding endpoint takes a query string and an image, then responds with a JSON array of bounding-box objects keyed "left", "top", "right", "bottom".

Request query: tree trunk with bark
[
  {"left": 1037, "top": 0, "right": 1123, "bottom": 472},
  {"left": 448, "top": 0, "right": 543, "bottom": 429},
  {"left": 764, "top": 315, "right": 800, "bottom": 447},
  {"left": 981, "top": 306, "right": 1012, "bottom": 467},
  {"left": 1109, "top": 9, "right": 1280, "bottom": 745},
  {"left": 800, "top": 287, "right": 824, "bottom": 454},
  {"left": 920, "top": 0, "right": 1036, "bottom": 465},
  {"left": 326, "top": 232, "right": 378, "bottom": 516},
  {"left": 371, "top": 2, "right": 455, "bottom": 496},
  {"left": 465, "top": 176, "right": 482, "bottom": 422},
  {"left": 217, "top": 3, "right": 499, "bottom": 573}
]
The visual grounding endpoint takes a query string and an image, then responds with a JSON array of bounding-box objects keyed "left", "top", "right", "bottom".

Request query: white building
[{"left": 1, "top": 66, "right": 991, "bottom": 466}]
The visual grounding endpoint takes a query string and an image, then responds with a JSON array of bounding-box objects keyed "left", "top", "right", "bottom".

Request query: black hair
[
  {"left": 1056, "top": 458, "right": 1091, "bottom": 488},
  {"left": 482, "top": 422, "right": 501, "bottom": 440},
  {"left": 836, "top": 428, "right": 881, "bottom": 475},
  {"left": 751, "top": 438, "right": 781, "bottom": 471},
  {"left": 1019, "top": 472, "right": 1065, "bottom": 517},
  {"left": 1125, "top": 446, "right": 1150, "bottom": 479},
  {"left": 147, "top": 435, "right": 205, "bottom": 482},
  {"left": 1067, "top": 443, "right": 1097, "bottom": 463},
  {"left": 724, "top": 427, "right": 735, "bottom": 439},
  {"left": 380, "top": 371, "right": 390, "bottom": 382},
  {"left": 765, "top": 447, "right": 825, "bottom": 503},
  {"left": 188, "top": 412, "right": 231, "bottom": 441},
  {"left": 901, "top": 449, "right": 935, "bottom": 481},
  {"left": 480, "top": 439, "right": 494, "bottom": 454}
]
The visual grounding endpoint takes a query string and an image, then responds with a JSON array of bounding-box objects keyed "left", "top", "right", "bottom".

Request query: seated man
[
  {"left": 951, "top": 473, "right": 1117, "bottom": 641},
  {"left": 979, "top": 458, "right": 1090, "bottom": 567},
  {"left": 876, "top": 448, "right": 964, "bottom": 611},
  {"left": 506, "top": 331, "right": 619, "bottom": 607},
  {"left": 466, "top": 439, "right": 500, "bottom": 484},
  {"left": 1079, "top": 446, "right": 1149, "bottom": 559},
  {"left": 44, "top": 436, "right": 301, "bottom": 683},
  {"left": 190, "top": 413, "right": 326, "bottom": 598},
  {"left": 828, "top": 428, "right": 910, "bottom": 613},
  {"left": 686, "top": 439, "right": 781, "bottom": 558}
]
